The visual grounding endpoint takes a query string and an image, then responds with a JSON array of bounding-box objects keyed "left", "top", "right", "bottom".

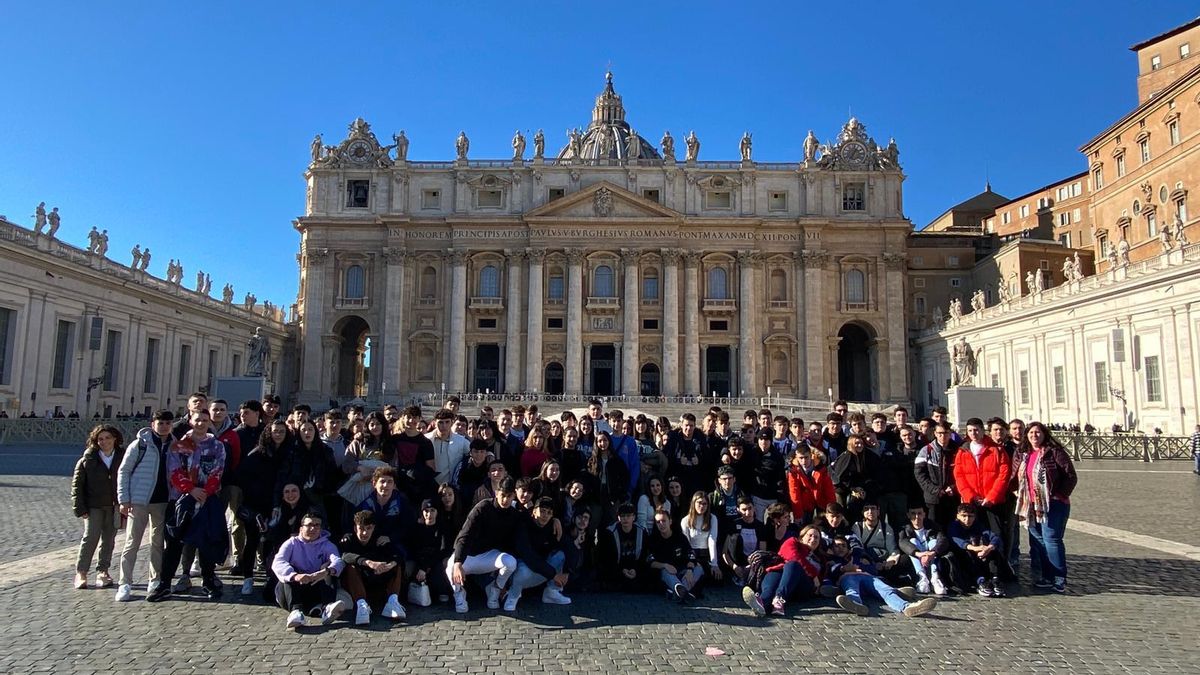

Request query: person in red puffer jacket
[
  {"left": 952, "top": 418, "right": 1011, "bottom": 548},
  {"left": 786, "top": 449, "right": 836, "bottom": 525}
]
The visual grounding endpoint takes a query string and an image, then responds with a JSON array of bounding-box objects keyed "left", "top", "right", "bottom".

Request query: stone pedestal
[
  {"left": 213, "top": 376, "right": 269, "bottom": 405},
  {"left": 1167, "top": 249, "right": 1184, "bottom": 266},
  {"left": 946, "top": 386, "right": 1006, "bottom": 426}
]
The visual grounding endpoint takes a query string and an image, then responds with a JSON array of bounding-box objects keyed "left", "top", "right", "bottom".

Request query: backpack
[{"left": 745, "top": 549, "right": 784, "bottom": 593}]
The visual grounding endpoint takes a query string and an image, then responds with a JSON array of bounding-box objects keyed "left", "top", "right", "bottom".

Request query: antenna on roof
[{"left": 985, "top": 163, "right": 992, "bottom": 192}]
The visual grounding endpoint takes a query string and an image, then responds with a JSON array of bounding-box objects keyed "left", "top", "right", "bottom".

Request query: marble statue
[
  {"left": 203, "top": 273, "right": 212, "bottom": 295},
  {"left": 393, "top": 131, "right": 408, "bottom": 161},
  {"left": 33, "top": 202, "right": 47, "bottom": 233},
  {"left": 740, "top": 132, "right": 752, "bottom": 162},
  {"left": 660, "top": 131, "right": 675, "bottom": 161},
  {"left": 1072, "top": 252, "right": 1083, "bottom": 280},
  {"left": 1159, "top": 224, "right": 1174, "bottom": 252},
  {"left": 568, "top": 128, "right": 583, "bottom": 159},
  {"left": 533, "top": 129, "right": 544, "bottom": 159},
  {"left": 1107, "top": 245, "right": 1119, "bottom": 269},
  {"left": 139, "top": 248, "right": 150, "bottom": 271},
  {"left": 1026, "top": 271, "right": 1037, "bottom": 295},
  {"left": 997, "top": 278, "right": 1011, "bottom": 304},
  {"left": 1117, "top": 238, "right": 1131, "bottom": 266},
  {"left": 932, "top": 307, "right": 944, "bottom": 330},
  {"left": 455, "top": 131, "right": 469, "bottom": 160},
  {"left": 130, "top": 245, "right": 142, "bottom": 268},
  {"left": 881, "top": 137, "right": 900, "bottom": 168},
  {"left": 1034, "top": 268, "right": 1045, "bottom": 293},
  {"left": 245, "top": 327, "right": 270, "bottom": 377},
  {"left": 597, "top": 126, "right": 612, "bottom": 157},
  {"left": 1173, "top": 213, "right": 1189, "bottom": 247},
  {"left": 310, "top": 134, "right": 323, "bottom": 163},
  {"left": 948, "top": 297, "right": 962, "bottom": 320},
  {"left": 512, "top": 130, "right": 525, "bottom": 161},
  {"left": 685, "top": 131, "right": 700, "bottom": 162},
  {"left": 196, "top": 271, "right": 205, "bottom": 292},
  {"left": 47, "top": 207, "right": 60, "bottom": 237},
  {"left": 222, "top": 283, "right": 234, "bottom": 304},
  {"left": 1062, "top": 257, "right": 1075, "bottom": 282},
  {"left": 970, "top": 289, "right": 985, "bottom": 312},
  {"left": 951, "top": 337, "right": 978, "bottom": 387},
  {"left": 626, "top": 128, "right": 640, "bottom": 160},
  {"left": 803, "top": 131, "right": 819, "bottom": 163},
  {"left": 87, "top": 227, "right": 100, "bottom": 254},
  {"left": 244, "top": 293, "right": 257, "bottom": 310},
  {"left": 97, "top": 230, "right": 108, "bottom": 257}
]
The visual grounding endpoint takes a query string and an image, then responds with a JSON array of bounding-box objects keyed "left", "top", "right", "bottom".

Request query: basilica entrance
[
  {"left": 473, "top": 344, "right": 500, "bottom": 392},
  {"left": 334, "top": 316, "right": 369, "bottom": 399},
  {"left": 640, "top": 363, "right": 661, "bottom": 396},
  {"left": 590, "top": 345, "right": 615, "bottom": 396},
  {"left": 704, "top": 346, "right": 731, "bottom": 396},
  {"left": 837, "top": 322, "right": 876, "bottom": 401},
  {"left": 544, "top": 362, "right": 564, "bottom": 395}
]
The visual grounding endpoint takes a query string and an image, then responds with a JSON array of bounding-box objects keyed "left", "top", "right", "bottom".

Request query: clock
[
  {"left": 840, "top": 141, "right": 867, "bottom": 166},
  {"left": 346, "top": 139, "right": 373, "bottom": 164}
]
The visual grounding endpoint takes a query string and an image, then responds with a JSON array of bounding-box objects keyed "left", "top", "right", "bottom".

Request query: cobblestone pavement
[{"left": 0, "top": 453, "right": 1197, "bottom": 673}]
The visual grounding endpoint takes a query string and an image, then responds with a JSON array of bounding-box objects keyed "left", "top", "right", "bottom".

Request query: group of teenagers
[{"left": 70, "top": 393, "right": 1078, "bottom": 629}]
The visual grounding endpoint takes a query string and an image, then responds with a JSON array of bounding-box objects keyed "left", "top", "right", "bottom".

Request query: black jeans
[{"left": 161, "top": 500, "right": 218, "bottom": 587}]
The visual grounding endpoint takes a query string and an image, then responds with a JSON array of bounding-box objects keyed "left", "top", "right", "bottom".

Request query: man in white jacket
[{"left": 115, "top": 410, "right": 175, "bottom": 602}]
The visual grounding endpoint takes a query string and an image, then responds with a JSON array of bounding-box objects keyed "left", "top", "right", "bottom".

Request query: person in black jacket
[
  {"left": 897, "top": 505, "right": 953, "bottom": 596},
  {"left": 407, "top": 498, "right": 452, "bottom": 605},
  {"left": 446, "top": 477, "right": 521, "bottom": 613},
  {"left": 340, "top": 510, "right": 407, "bottom": 624},
  {"left": 749, "top": 430, "right": 787, "bottom": 521},
  {"left": 277, "top": 420, "right": 342, "bottom": 538},
  {"left": 505, "top": 497, "right": 571, "bottom": 610},
  {"left": 645, "top": 507, "right": 700, "bottom": 602},
  {"left": 877, "top": 426, "right": 921, "bottom": 532},
  {"left": 231, "top": 419, "right": 289, "bottom": 595},
  {"left": 830, "top": 434, "right": 880, "bottom": 523},
  {"left": 914, "top": 423, "right": 959, "bottom": 528},
  {"left": 598, "top": 503, "right": 649, "bottom": 592}
]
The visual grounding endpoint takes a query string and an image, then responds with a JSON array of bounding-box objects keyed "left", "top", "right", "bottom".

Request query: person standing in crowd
[
  {"left": 915, "top": 423, "right": 958, "bottom": 527},
  {"left": 1016, "top": 422, "right": 1078, "bottom": 594},
  {"left": 159, "top": 409, "right": 227, "bottom": 601},
  {"left": 72, "top": 424, "right": 125, "bottom": 590},
  {"left": 427, "top": 408, "right": 469, "bottom": 486},
  {"left": 831, "top": 433, "right": 879, "bottom": 523},
  {"left": 952, "top": 418, "right": 1011, "bottom": 545},
  {"left": 786, "top": 448, "right": 835, "bottom": 526},
  {"left": 116, "top": 410, "right": 175, "bottom": 602},
  {"left": 233, "top": 419, "right": 288, "bottom": 596}
]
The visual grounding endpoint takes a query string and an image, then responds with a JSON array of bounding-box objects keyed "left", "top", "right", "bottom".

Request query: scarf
[{"left": 1014, "top": 448, "right": 1051, "bottom": 525}]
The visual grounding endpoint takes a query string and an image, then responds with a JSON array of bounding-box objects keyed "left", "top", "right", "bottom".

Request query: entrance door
[
  {"left": 837, "top": 323, "right": 874, "bottom": 401},
  {"left": 640, "top": 363, "right": 661, "bottom": 396},
  {"left": 705, "top": 346, "right": 731, "bottom": 396},
  {"left": 473, "top": 345, "right": 500, "bottom": 393},
  {"left": 590, "top": 345, "right": 615, "bottom": 396}
]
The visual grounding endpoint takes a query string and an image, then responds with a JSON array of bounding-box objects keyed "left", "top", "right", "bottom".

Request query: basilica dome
[{"left": 557, "top": 72, "right": 660, "bottom": 161}]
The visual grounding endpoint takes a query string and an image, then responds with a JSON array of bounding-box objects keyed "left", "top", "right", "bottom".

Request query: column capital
[
  {"left": 660, "top": 249, "right": 681, "bottom": 265},
  {"left": 304, "top": 247, "right": 330, "bottom": 267},
  {"left": 619, "top": 248, "right": 641, "bottom": 266},
  {"left": 504, "top": 248, "right": 526, "bottom": 265},
  {"left": 682, "top": 251, "right": 702, "bottom": 268},
  {"left": 565, "top": 249, "right": 587, "bottom": 265},
  {"left": 736, "top": 250, "right": 763, "bottom": 268},
  {"left": 802, "top": 249, "right": 828, "bottom": 266},
  {"left": 447, "top": 250, "right": 470, "bottom": 266},
  {"left": 881, "top": 251, "right": 907, "bottom": 270},
  {"left": 526, "top": 248, "right": 547, "bottom": 263},
  {"left": 382, "top": 246, "right": 409, "bottom": 265}
]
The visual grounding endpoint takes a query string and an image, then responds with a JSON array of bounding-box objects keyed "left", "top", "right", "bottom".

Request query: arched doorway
[
  {"left": 705, "top": 346, "right": 731, "bottom": 396},
  {"left": 590, "top": 345, "right": 615, "bottom": 396},
  {"left": 334, "top": 316, "right": 370, "bottom": 399},
  {"left": 640, "top": 363, "right": 661, "bottom": 396},
  {"left": 544, "top": 362, "right": 564, "bottom": 395},
  {"left": 473, "top": 345, "right": 500, "bottom": 392},
  {"left": 837, "top": 323, "right": 875, "bottom": 402}
]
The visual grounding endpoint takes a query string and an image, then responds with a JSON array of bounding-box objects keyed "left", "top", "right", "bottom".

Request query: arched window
[
  {"left": 419, "top": 266, "right": 437, "bottom": 298},
  {"left": 344, "top": 265, "right": 365, "bottom": 299},
  {"left": 708, "top": 267, "right": 728, "bottom": 299},
  {"left": 846, "top": 269, "right": 866, "bottom": 304},
  {"left": 642, "top": 267, "right": 659, "bottom": 300},
  {"left": 479, "top": 264, "right": 500, "bottom": 297},
  {"left": 769, "top": 268, "right": 786, "bottom": 301},
  {"left": 547, "top": 266, "right": 565, "bottom": 301},
  {"left": 594, "top": 265, "right": 615, "bottom": 297}
]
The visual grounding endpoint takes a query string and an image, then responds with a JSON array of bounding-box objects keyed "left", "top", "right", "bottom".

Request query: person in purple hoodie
[{"left": 272, "top": 510, "right": 347, "bottom": 630}]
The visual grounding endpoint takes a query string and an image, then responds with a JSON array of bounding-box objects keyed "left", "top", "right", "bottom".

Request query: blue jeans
[
  {"left": 838, "top": 573, "right": 908, "bottom": 613},
  {"left": 760, "top": 561, "right": 815, "bottom": 601},
  {"left": 659, "top": 565, "right": 702, "bottom": 591},
  {"left": 508, "top": 550, "right": 566, "bottom": 595},
  {"left": 1027, "top": 500, "right": 1070, "bottom": 581}
]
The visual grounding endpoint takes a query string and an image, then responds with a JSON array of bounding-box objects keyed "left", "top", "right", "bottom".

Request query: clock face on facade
[
  {"left": 840, "top": 141, "right": 867, "bottom": 166},
  {"left": 347, "top": 140, "right": 373, "bottom": 163}
]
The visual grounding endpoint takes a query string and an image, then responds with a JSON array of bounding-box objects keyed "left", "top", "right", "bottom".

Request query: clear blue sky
[{"left": 1, "top": 1, "right": 1195, "bottom": 310}]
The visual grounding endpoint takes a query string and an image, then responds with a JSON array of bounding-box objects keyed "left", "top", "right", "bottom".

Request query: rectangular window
[
  {"left": 1150, "top": 54, "right": 1161, "bottom": 70},
  {"left": 51, "top": 320, "right": 74, "bottom": 389},
  {"left": 144, "top": 338, "right": 160, "bottom": 394},
  {"left": 1099, "top": 234, "right": 1109, "bottom": 259},
  {"left": 1116, "top": 154, "right": 1126, "bottom": 177},
  {"left": 1139, "top": 139, "right": 1150, "bottom": 163},
  {"left": 1177, "top": 198, "right": 1189, "bottom": 223},
  {"left": 708, "top": 320, "right": 729, "bottom": 331},
  {"left": 231, "top": 353, "right": 241, "bottom": 378},
  {"left": 1144, "top": 355, "right": 1162, "bottom": 402},
  {"left": 704, "top": 191, "right": 732, "bottom": 209},
  {"left": 947, "top": 255, "right": 959, "bottom": 267},
  {"left": 1094, "top": 362, "right": 1109, "bottom": 402},
  {"left": 1168, "top": 120, "right": 1180, "bottom": 146},
  {"left": 1182, "top": 43, "right": 1191, "bottom": 59},
  {"left": 1056, "top": 187, "right": 1066, "bottom": 202},
  {"left": 421, "top": 189, "right": 440, "bottom": 209},
  {"left": 768, "top": 191, "right": 787, "bottom": 211},
  {"left": 1072, "top": 208, "right": 1081, "bottom": 222},
  {"left": 1112, "top": 329, "right": 1125, "bottom": 362},
  {"left": 1040, "top": 259, "right": 1050, "bottom": 270},
  {"left": 1058, "top": 212, "right": 1069, "bottom": 226},
  {"left": 346, "top": 180, "right": 370, "bottom": 208},
  {"left": 642, "top": 275, "right": 659, "bottom": 300},
  {"left": 0, "top": 307, "right": 13, "bottom": 385},
  {"left": 102, "top": 330, "right": 121, "bottom": 391},
  {"left": 641, "top": 188, "right": 660, "bottom": 203},
  {"left": 547, "top": 188, "right": 565, "bottom": 202},
  {"left": 477, "top": 318, "right": 497, "bottom": 329},
  {"left": 1002, "top": 212, "right": 1011, "bottom": 225},
  {"left": 1019, "top": 370, "right": 1030, "bottom": 405},
  {"left": 88, "top": 317, "right": 104, "bottom": 351},
  {"left": 207, "top": 349, "right": 217, "bottom": 391},
  {"left": 1053, "top": 366, "right": 1066, "bottom": 404},
  {"left": 842, "top": 183, "right": 865, "bottom": 211},
  {"left": 477, "top": 190, "right": 503, "bottom": 208},
  {"left": 913, "top": 278, "right": 925, "bottom": 288},
  {"left": 546, "top": 317, "right": 564, "bottom": 330},
  {"left": 1060, "top": 233, "right": 1072, "bottom": 248},
  {"left": 176, "top": 344, "right": 192, "bottom": 396},
  {"left": 547, "top": 275, "right": 564, "bottom": 301},
  {"left": 1148, "top": 211, "right": 1158, "bottom": 237},
  {"left": 1019, "top": 204, "right": 1029, "bottom": 218},
  {"left": 1092, "top": 167, "right": 1103, "bottom": 190},
  {"left": 950, "top": 278, "right": 961, "bottom": 287},
  {"left": 915, "top": 296, "right": 926, "bottom": 314},
  {"left": 642, "top": 318, "right": 660, "bottom": 331},
  {"left": 990, "top": 374, "right": 1000, "bottom": 388}
]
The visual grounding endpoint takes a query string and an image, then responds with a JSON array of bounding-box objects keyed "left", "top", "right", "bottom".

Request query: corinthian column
[
  {"left": 382, "top": 247, "right": 407, "bottom": 395},
  {"left": 737, "top": 251, "right": 760, "bottom": 395},
  {"left": 683, "top": 251, "right": 701, "bottom": 394},
  {"left": 300, "top": 247, "right": 330, "bottom": 398},
  {"left": 803, "top": 250, "right": 828, "bottom": 396},
  {"left": 661, "top": 250, "right": 680, "bottom": 396},
  {"left": 504, "top": 249, "right": 524, "bottom": 393},
  {"left": 447, "top": 250, "right": 468, "bottom": 392},
  {"left": 566, "top": 250, "right": 585, "bottom": 394},
  {"left": 525, "top": 249, "right": 546, "bottom": 391},
  {"left": 620, "top": 248, "right": 640, "bottom": 396}
]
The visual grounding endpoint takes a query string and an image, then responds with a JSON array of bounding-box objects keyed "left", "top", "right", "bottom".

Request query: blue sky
[{"left": 1, "top": 1, "right": 1195, "bottom": 309}]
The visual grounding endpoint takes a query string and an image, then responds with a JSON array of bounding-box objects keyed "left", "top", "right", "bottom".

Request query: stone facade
[{"left": 294, "top": 75, "right": 912, "bottom": 405}]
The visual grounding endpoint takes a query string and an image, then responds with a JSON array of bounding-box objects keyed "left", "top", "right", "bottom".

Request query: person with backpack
[{"left": 115, "top": 410, "right": 175, "bottom": 602}]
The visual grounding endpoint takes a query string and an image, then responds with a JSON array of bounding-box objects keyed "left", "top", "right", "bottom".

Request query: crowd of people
[{"left": 70, "top": 392, "right": 1079, "bottom": 629}]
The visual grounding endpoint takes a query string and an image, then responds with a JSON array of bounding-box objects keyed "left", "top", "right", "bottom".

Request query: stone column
[
  {"left": 683, "top": 252, "right": 701, "bottom": 394},
  {"left": 525, "top": 249, "right": 546, "bottom": 391},
  {"left": 737, "top": 251, "right": 760, "bottom": 396},
  {"left": 661, "top": 250, "right": 681, "bottom": 396},
  {"left": 620, "top": 248, "right": 640, "bottom": 396},
  {"left": 566, "top": 250, "right": 585, "bottom": 394},
  {"left": 504, "top": 250, "right": 524, "bottom": 393},
  {"left": 300, "top": 248, "right": 330, "bottom": 398},
  {"left": 382, "top": 247, "right": 407, "bottom": 396},
  {"left": 803, "top": 250, "right": 828, "bottom": 398},
  {"left": 792, "top": 252, "right": 807, "bottom": 397},
  {"left": 882, "top": 252, "right": 908, "bottom": 401},
  {"left": 447, "top": 251, "right": 468, "bottom": 392}
]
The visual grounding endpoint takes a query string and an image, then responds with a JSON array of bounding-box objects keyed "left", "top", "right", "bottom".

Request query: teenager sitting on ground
[
  {"left": 271, "top": 511, "right": 347, "bottom": 630},
  {"left": 506, "top": 497, "right": 571, "bottom": 610},
  {"left": 645, "top": 507, "right": 701, "bottom": 602},
  {"left": 825, "top": 535, "right": 937, "bottom": 618},
  {"left": 721, "top": 496, "right": 767, "bottom": 585},
  {"left": 599, "top": 503, "right": 649, "bottom": 593},
  {"left": 339, "top": 510, "right": 406, "bottom": 624},
  {"left": 897, "top": 504, "right": 952, "bottom": 596},
  {"left": 447, "top": 476, "right": 520, "bottom": 613},
  {"left": 742, "top": 524, "right": 824, "bottom": 617},
  {"left": 947, "top": 502, "right": 1007, "bottom": 597}
]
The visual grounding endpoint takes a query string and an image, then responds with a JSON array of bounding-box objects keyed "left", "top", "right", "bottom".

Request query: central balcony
[
  {"left": 702, "top": 298, "right": 737, "bottom": 314},
  {"left": 586, "top": 296, "right": 620, "bottom": 313},
  {"left": 469, "top": 296, "right": 505, "bottom": 314}
]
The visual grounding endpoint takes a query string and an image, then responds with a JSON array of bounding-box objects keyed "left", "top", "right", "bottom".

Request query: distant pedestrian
[{"left": 1191, "top": 424, "right": 1200, "bottom": 475}]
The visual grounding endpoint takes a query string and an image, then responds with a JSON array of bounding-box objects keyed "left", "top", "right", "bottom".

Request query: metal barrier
[
  {"left": 1060, "top": 433, "right": 1193, "bottom": 461},
  {"left": 0, "top": 419, "right": 147, "bottom": 445}
]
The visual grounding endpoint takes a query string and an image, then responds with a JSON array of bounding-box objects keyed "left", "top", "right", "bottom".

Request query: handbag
[{"left": 407, "top": 581, "right": 432, "bottom": 607}]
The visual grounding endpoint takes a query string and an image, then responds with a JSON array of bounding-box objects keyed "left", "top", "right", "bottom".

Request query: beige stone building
[
  {"left": 0, "top": 218, "right": 290, "bottom": 417},
  {"left": 294, "top": 74, "right": 912, "bottom": 406}
]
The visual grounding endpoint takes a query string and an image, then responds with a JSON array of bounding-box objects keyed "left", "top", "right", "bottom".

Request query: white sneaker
[
  {"left": 931, "top": 575, "right": 948, "bottom": 596},
  {"left": 453, "top": 587, "right": 468, "bottom": 613},
  {"left": 189, "top": 561, "right": 202, "bottom": 577},
  {"left": 542, "top": 583, "right": 572, "bottom": 605},
  {"left": 355, "top": 599, "right": 371, "bottom": 625},
  {"left": 503, "top": 590, "right": 521, "bottom": 612},
  {"left": 286, "top": 609, "right": 305, "bottom": 629},
  {"left": 172, "top": 575, "right": 192, "bottom": 593},
  {"left": 240, "top": 579, "right": 254, "bottom": 596},
  {"left": 381, "top": 595, "right": 407, "bottom": 620},
  {"left": 321, "top": 599, "right": 347, "bottom": 625},
  {"left": 485, "top": 582, "right": 502, "bottom": 609},
  {"left": 115, "top": 584, "right": 133, "bottom": 602},
  {"left": 916, "top": 577, "right": 931, "bottom": 594}
]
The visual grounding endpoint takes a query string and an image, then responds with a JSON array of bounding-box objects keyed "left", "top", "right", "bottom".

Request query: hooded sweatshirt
[{"left": 271, "top": 531, "right": 345, "bottom": 582}]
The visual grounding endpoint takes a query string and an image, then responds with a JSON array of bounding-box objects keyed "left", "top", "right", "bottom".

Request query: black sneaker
[
  {"left": 202, "top": 583, "right": 221, "bottom": 600},
  {"left": 145, "top": 585, "right": 172, "bottom": 603},
  {"left": 673, "top": 582, "right": 688, "bottom": 602},
  {"left": 991, "top": 578, "right": 1007, "bottom": 597}
]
